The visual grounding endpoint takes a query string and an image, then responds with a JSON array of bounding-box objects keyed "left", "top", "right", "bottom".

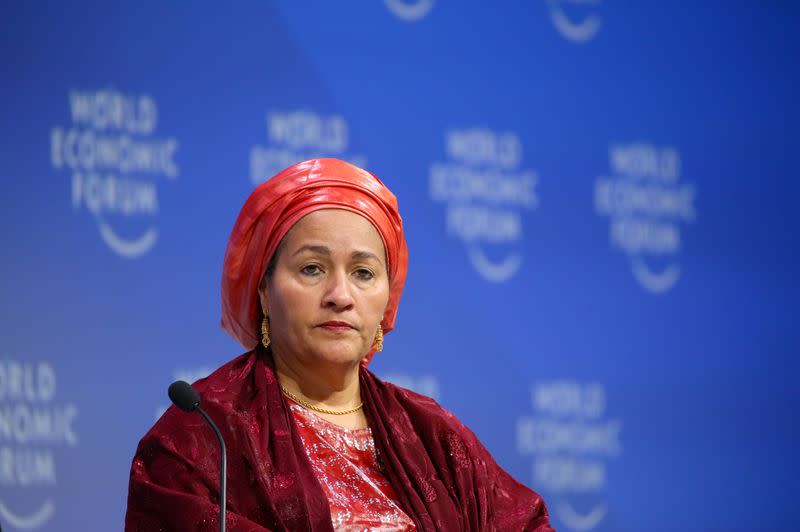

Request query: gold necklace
[{"left": 280, "top": 385, "right": 363, "bottom": 415}]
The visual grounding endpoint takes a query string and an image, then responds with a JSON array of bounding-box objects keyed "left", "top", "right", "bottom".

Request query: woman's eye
[
  {"left": 300, "top": 264, "right": 322, "bottom": 276},
  {"left": 354, "top": 268, "right": 374, "bottom": 281}
]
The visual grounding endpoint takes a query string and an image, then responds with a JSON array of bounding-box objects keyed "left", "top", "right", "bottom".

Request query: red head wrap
[{"left": 221, "top": 158, "right": 408, "bottom": 362}]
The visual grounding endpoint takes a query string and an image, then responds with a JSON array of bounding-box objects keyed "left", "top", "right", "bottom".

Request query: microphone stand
[
  {"left": 197, "top": 407, "right": 227, "bottom": 532},
  {"left": 168, "top": 381, "right": 227, "bottom": 532}
]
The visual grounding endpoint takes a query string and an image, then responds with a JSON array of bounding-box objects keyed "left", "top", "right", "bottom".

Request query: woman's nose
[{"left": 323, "top": 270, "right": 355, "bottom": 310}]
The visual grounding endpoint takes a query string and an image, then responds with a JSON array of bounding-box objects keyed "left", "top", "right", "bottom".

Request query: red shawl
[{"left": 125, "top": 348, "right": 553, "bottom": 531}]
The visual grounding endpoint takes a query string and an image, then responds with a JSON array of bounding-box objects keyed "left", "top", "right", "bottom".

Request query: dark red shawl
[{"left": 125, "top": 348, "right": 553, "bottom": 531}]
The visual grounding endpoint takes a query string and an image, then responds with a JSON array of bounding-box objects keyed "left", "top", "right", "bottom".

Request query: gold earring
[
  {"left": 374, "top": 324, "right": 383, "bottom": 352},
  {"left": 261, "top": 317, "right": 271, "bottom": 349}
]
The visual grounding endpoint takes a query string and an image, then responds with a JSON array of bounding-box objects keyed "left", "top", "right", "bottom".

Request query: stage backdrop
[{"left": 1, "top": 1, "right": 798, "bottom": 531}]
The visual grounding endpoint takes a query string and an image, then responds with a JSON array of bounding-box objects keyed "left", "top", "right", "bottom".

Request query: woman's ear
[{"left": 258, "top": 275, "right": 269, "bottom": 317}]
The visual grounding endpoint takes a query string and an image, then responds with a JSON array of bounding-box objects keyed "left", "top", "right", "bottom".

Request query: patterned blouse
[{"left": 289, "top": 400, "right": 416, "bottom": 531}]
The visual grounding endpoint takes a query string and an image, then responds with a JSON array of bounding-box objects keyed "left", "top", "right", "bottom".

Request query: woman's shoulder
[
  {"left": 364, "top": 370, "right": 475, "bottom": 437},
  {"left": 365, "top": 370, "right": 440, "bottom": 407},
  {"left": 190, "top": 349, "right": 261, "bottom": 397},
  {"left": 139, "top": 350, "right": 262, "bottom": 443}
]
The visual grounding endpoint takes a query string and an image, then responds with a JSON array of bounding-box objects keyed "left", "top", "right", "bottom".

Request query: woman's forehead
[{"left": 282, "top": 209, "right": 386, "bottom": 257}]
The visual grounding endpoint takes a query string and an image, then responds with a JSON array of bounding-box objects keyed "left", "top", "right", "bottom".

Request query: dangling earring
[
  {"left": 261, "top": 316, "right": 271, "bottom": 349},
  {"left": 374, "top": 324, "right": 383, "bottom": 352}
]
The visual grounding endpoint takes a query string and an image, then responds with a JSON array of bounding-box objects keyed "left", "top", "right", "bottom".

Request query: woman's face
[{"left": 260, "top": 209, "right": 390, "bottom": 367}]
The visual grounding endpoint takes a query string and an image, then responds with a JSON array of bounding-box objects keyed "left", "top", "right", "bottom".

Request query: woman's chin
[{"left": 309, "top": 342, "right": 366, "bottom": 366}]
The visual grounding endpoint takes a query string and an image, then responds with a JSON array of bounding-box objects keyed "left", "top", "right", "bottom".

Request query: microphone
[
  {"left": 168, "top": 380, "right": 200, "bottom": 412},
  {"left": 168, "top": 381, "right": 227, "bottom": 532}
]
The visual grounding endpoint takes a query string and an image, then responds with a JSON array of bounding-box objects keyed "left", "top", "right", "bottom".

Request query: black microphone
[
  {"left": 168, "top": 380, "right": 227, "bottom": 532},
  {"left": 168, "top": 380, "right": 200, "bottom": 412}
]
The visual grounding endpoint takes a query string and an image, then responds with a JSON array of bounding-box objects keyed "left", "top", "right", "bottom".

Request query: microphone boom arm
[
  {"left": 168, "top": 381, "right": 227, "bottom": 532},
  {"left": 197, "top": 406, "right": 227, "bottom": 532}
]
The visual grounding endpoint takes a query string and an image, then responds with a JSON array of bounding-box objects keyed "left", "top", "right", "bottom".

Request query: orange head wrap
[{"left": 221, "top": 158, "right": 408, "bottom": 362}]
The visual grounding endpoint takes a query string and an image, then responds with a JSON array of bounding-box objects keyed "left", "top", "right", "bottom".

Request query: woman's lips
[{"left": 319, "top": 321, "right": 355, "bottom": 331}]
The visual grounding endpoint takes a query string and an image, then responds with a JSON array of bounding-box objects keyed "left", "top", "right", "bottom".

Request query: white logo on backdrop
[
  {"left": 381, "top": 373, "right": 441, "bottom": 401},
  {"left": 430, "top": 128, "right": 539, "bottom": 283},
  {"left": 384, "top": 0, "right": 435, "bottom": 22},
  {"left": 546, "top": 0, "right": 603, "bottom": 43},
  {"left": 0, "top": 359, "right": 79, "bottom": 530},
  {"left": 50, "top": 89, "right": 180, "bottom": 258},
  {"left": 517, "top": 380, "right": 621, "bottom": 531},
  {"left": 250, "top": 109, "right": 367, "bottom": 185},
  {"left": 154, "top": 366, "right": 213, "bottom": 420},
  {"left": 594, "top": 142, "right": 697, "bottom": 294}
]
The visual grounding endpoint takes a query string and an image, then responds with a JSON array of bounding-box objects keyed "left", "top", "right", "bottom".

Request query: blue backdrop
[{"left": 1, "top": 1, "right": 798, "bottom": 530}]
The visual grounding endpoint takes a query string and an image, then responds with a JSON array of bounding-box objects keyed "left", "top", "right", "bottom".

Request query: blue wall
[{"left": 1, "top": 1, "right": 798, "bottom": 530}]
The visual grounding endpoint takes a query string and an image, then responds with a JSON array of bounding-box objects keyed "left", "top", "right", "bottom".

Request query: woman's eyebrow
[
  {"left": 291, "top": 245, "right": 383, "bottom": 264},
  {"left": 292, "top": 244, "right": 330, "bottom": 257},
  {"left": 351, "top": 250, "right": 382, "bottom": 263}
]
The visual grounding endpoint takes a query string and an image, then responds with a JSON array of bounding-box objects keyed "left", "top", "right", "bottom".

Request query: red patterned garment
[
  {"left": 288, "top": 400, "right": 416, "bottom": 531},
  {"left": 125, "top": 348, "right": 553, "bottom": 531}
]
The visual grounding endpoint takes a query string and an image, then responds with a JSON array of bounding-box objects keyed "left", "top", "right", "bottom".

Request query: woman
[{"left": 125, "top": 159, "right": 553, "bottom": 531}]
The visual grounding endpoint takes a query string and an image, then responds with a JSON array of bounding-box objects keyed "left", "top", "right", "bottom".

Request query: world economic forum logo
[
  {"left": 517, "top": 380, "right": 621, "bottom": 531},
  {"left": 50, "top": 88, "right": 180, "bottom": 259},
  {"left": 0, "top": 358, "right": 79, "bottom": 530},
  {"left": 594, "top": 142, "right": 697, "bottom": 294},
  {"left": 546, "top": 0, "right": 603, "bottom": 43},
  {"left": 384, "top": 0, "right": 435, "bottom": 22},
  {"left": 429, "top": 127, "right": 539, "bottom": 283},
  {"left": 249, "top": 108, "right": 367, "bottom": 185}
]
